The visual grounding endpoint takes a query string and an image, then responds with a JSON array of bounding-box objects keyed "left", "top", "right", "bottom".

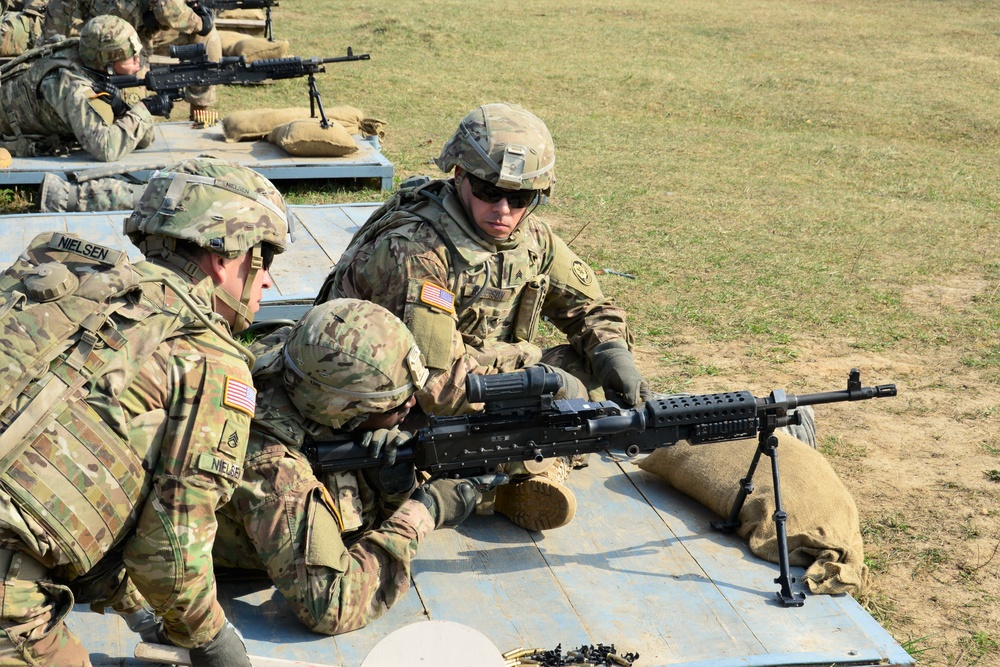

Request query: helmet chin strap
[{"left": 213, "top": 244, "right": 264, "bottom": 334}]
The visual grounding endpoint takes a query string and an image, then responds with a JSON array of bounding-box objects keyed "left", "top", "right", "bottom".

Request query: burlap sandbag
[
  {"left": 219, "top": 8, "right": 266, "bottom": 20},
  {"left": 217, "top": 29, "right": 247, "bottom": 53},
  {"left": 228, "top": 37, "right": 289, "bottom": 61},
  {"left": 267, "top": 118, "right": 357, "bottom": 157},
  {"left": 323, "top": 105, "right": 387, "bottom": 138},
  {"left": 637, "top": 432, "right": 869, "bottom": 595},
  {"left": 222, "top": 108, "right": 312, "bottom": 142}
]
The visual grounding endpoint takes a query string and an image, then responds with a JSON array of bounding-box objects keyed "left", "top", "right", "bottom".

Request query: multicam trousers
[{"left": 0, "top": 550, "right": 90, "bottom": 667}]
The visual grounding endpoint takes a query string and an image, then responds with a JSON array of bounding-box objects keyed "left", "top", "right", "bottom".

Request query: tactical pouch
[{"left": 513, "top": 275, "right": 548, "bottom": 343}]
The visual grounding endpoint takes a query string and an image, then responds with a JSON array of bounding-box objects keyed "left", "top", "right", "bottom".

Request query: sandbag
[
  {"left": 218, "top": 7, "right": 265, "bottom": 20},
  {"left": 267, "top": 118, "right": 357, "bottom": 157},
  {"left": 222, "top": 107, "right": 312, "bottom": 142},
  {"left": 216, "top": 8, "right": 266, "bottom": 37},
  {"left": 324, "top": 105, "right": 386, "bottom": 138},
  {"left": 228, "top": 36, "right": 289, "bottom": 61},
  {"left": 217, "top": 29, "right": 246, "bottom": 53},
  {"left": 637, "top": 432, "right": 869, "bottom": 596}
]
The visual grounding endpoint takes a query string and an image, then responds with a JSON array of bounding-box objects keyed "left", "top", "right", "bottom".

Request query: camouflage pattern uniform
[
  {"left": 0, "top": 27, "right": 154, "bottom": 159},
  {"left": 0, "top": 157, "right": 289, "bottom": 665},
  {"left": 38, "top": 172, "right": 145, "bottom": 212},
  {"left": 318, "top": 107, "right": 633, "bottom": 417},
  {"left": 0, "top": 0, "right": 45, "bottom": 56},
  {"left": 44, "top": 0, "right": 221, "bottom": 107},
  {"left": 213, "top": 299, "right": 437, "bottom": 635},
  {"left": 318, "top": 104, "right": 648, "bottom": 532}
]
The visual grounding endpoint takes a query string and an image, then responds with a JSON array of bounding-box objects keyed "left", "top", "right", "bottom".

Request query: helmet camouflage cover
[
  {"left": 78, "top": 15, "right": 141, "bottom": 71},
  {"left": 124, "top": 156, "right": 289, "bottom": 258},
  {"left": 283, "top": 299, "right": 429, "bottom": 429},
  {"left": 435, "top": 102, "right": 556, "bottom": 194}
]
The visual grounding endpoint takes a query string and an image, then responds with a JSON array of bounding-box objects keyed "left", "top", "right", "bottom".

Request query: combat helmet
[
  {"left": 283, "top": 299, "right": 429, "bottom": 430},
  {"left": 124, "top": 156, "right": 289, "bottom": 332},
  {"left": 79, "top": 15, "right": 141, "bottom": 73},
  {"left": 435, "top": 103, "right": 556, "bottom": 194}
]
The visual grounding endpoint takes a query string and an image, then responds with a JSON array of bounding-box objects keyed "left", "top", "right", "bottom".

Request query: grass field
[{"left": 5, "top": 0, "right": 1000, "bottom": 664}]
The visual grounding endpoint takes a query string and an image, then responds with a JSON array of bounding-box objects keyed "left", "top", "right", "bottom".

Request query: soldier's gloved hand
[
  {"left": 411, "top": 475, "right": 507, "bottom": 528},
  {"left": 190, "top": 2, "right": 215, "bottom": 35},
  {"left": 590, "top": 340, "right": 650, "bottom": 407},
  {"left": 533, "top": 364, "right": 588, "bottom": 400},
  {"left": 121, "top": 606, "right": 165, "bottom": 643},
  {"left": 91, "top": 80, "right": 128, "bottom": 117},
  {"left": 360, "top": 427, "right": 410, "bottom": 466},
  {"left": 189, "top": 621, "right": 250, "bottom": 667},
  {"left": 142, "top": 93, "right": 174, "bottom": 118}
]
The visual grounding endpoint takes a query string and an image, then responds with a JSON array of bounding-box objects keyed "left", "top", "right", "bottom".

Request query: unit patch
[
  {"left": 420, "top": 281, "right": 456, "bottom": 314},
  {"left": 223, "top": 376, "right": 257, "bottom": 416},
  {"left": 571, "top": 260, "right": 594, "bottom": 286}
]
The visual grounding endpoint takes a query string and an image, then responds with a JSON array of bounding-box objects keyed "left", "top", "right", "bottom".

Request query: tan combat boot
[{"left": 492, "top": 457, "right": 576, "bottom": 531}]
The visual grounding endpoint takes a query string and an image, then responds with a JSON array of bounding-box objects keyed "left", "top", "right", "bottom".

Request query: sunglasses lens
[
  {"left": 468, "top": 174, "right": 537, "bottom": 208},
  {"left": 261, "top": 245, "right": 274, "bottom": 271}
]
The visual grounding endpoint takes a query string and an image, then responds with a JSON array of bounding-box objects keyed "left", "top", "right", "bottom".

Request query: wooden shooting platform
[
  {"left": 0, "top": 204, "right": 914, "bottom": 667},
  {"left": 0, "top": 121, "right": 394, "bottom": 190}
]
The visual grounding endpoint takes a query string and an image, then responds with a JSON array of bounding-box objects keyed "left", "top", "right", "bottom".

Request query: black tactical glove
[
  {"left": 411, "top": 475, "right": 507, "bottom": 528},
  {"left": 142, "top": 93, "right": 174, "bottom": 118},
  {"left": 91, "top": 80, "right": 128, "bottom": 117},
  {"left": 360, "top": 427, "right": 417, "bottom": 497},
  {"left": 360, "top": 426, "right": 410, "bottom": 466},
  {"left": 189, "top": 622, "right": 250, "bottom": 667},
  {"left": 534, "top": 363, "right": 588, "bottom": 400},
  {"left": 589, "top": 340, "right": 651, "bottom": 407},
  {"left": 190, "top": 2, "right": 215, "bottom": 35}
]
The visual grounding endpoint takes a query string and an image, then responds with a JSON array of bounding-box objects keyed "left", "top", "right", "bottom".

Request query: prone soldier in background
[
  {"left": 0, "top": 0, "right": 46, "bottom": 56},
  {"left": 317, "top": 102, "right": 651, "bottom": 532},
  {"left": 43, "top": 0, "right": 220, "bottom": 118},
  {"left": 0, "top": 157, "right": 288, "bottom": 666},
  {"left": 0, "top": 15, "right": 172, "bottom": 160},
  {"left": 213, "top": 298, "right": 499, "bottom": 635}
]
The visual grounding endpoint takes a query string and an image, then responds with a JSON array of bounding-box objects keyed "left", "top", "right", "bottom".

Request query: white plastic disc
[{"left": 360, "top": 620, "right": 506, "bottom": 667}]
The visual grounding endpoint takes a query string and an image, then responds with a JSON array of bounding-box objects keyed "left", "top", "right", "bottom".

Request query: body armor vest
[
  {"left": 0, "top": 45, "right": 79, "bottom": 142},
  {"left": 0, "top": 232, "right": 204, "bottom": 573},
  {"left": 328, "top": 181, "right": 553, "bottom": 345}
]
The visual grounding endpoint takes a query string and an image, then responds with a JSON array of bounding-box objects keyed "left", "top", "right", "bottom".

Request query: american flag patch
[
  {"left": 420, "top": 282, "right": 456, "bottom": 314},
  {"left": 223, "top": 376, "right": 257, "bottom": 416}
]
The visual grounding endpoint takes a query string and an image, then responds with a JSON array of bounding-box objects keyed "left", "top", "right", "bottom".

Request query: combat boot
[{"left": 492, "top": 457, "right": 576, "bottom": 531}]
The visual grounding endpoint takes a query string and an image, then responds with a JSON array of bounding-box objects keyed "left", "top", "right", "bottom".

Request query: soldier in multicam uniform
[
  {"left": 43, "top": 0, "right": 220, "bottom": 117},
  {"left": 0, "top": 156, "right": 288, "bottom": 666},
  {"left": 0, "top": 0, "right": 46, "bottom": 56},
  {"left": 212, "top": 298, "right": 492, "bottom": 635},
  {"left": 0, "top": 15, "right": 173, "bottom": 160},
  {"left": 317, "top": 102, "right": 651, "bottom": 533}
]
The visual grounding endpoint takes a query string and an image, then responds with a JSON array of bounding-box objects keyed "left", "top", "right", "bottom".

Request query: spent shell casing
[
  {"left": 503, "top": 660, "right": 519, "bottom": 667},
  {"left": 608, "top": 654, "right": 632, "bottom": 666},
  {"left": 503, "top": 648, "right": 539, "bottom": 659}
]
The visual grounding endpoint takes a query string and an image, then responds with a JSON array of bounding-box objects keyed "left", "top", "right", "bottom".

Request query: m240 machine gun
[
  {"left": 109, "top": 43, "right": 369, "bottom": 126},
  {"left": 305, "top": 367, "right": 897, "bottom": 607}
]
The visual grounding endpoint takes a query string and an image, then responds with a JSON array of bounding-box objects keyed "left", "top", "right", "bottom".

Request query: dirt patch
[{"left": 634, "top": 336, "right": 1000, "bottom": 665}]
